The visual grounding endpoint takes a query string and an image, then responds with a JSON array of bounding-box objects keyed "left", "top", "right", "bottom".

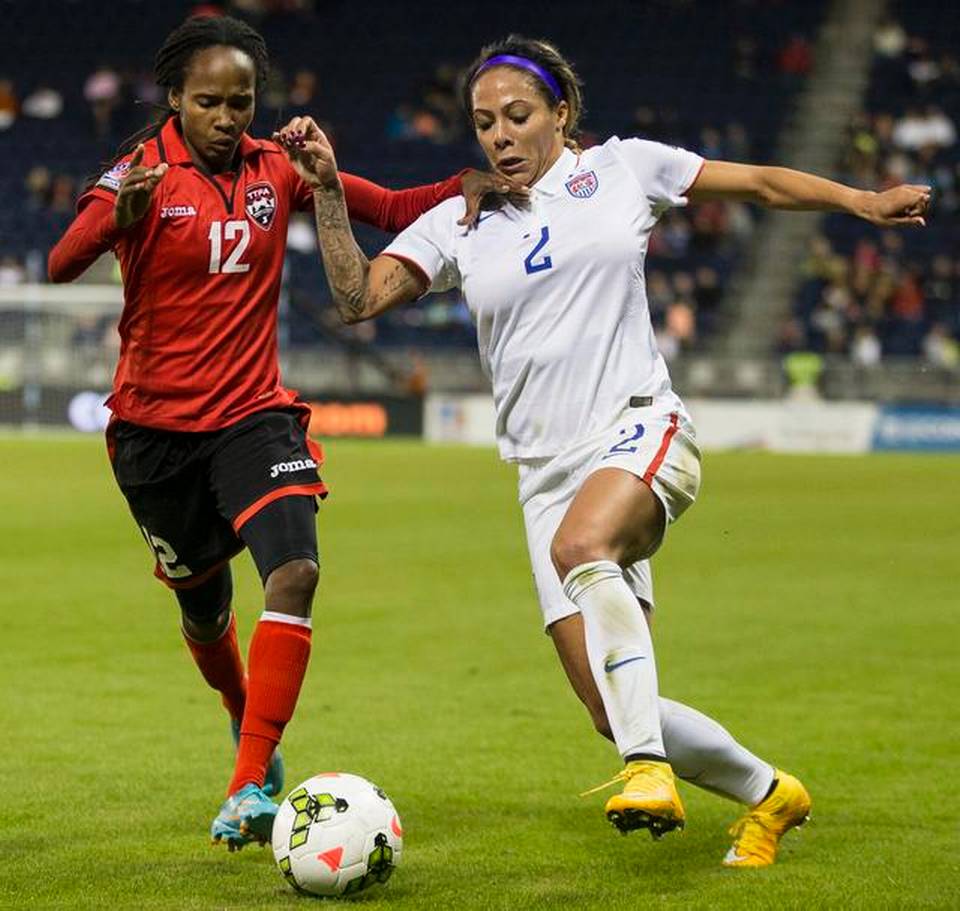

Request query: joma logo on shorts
[{"left": 269, "top": 458, "right": 317, "bottom": 479}]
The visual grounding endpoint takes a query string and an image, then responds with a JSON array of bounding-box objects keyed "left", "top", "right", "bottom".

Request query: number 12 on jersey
[{"left": 208, "top": 219, "right": 251, "bottom": 274}]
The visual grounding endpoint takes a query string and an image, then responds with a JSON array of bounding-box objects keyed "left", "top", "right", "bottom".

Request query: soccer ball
[{"left": 271, "top": 773, "right": 403, "bottom": 897}]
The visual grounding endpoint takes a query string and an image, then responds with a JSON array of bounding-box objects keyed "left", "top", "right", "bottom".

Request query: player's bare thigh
[{"left": 549, "top": 467, "right": 666, "bottom": 580}]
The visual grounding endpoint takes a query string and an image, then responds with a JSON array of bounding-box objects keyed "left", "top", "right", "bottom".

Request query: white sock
[
  {"left": 563, "top": 560, "right": 665, "bottom": 759},
  {"left": 660, "top": 697, "right": 775, "bottom": 806}
]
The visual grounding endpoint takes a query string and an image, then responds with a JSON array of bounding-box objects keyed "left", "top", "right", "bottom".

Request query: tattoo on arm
[
  {"left": 313, "top": 187, "right": 371, "bottom": 322},
  {"left": 312, "top": 187, "right": 424, "bottom": 323}
]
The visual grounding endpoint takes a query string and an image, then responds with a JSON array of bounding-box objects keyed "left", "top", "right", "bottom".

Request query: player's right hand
[
  {"left": 274, "top": 116, "right": 340, "bottom": 191},
  {"left": 114, "top": 144, "right": 168, "bottom": 229}
]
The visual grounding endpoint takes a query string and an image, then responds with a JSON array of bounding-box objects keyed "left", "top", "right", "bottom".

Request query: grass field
[{"left": 1, "top": 436, "right": 957, "bottom": 910}]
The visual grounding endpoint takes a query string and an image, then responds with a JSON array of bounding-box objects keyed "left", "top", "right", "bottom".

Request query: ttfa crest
[{"left": 246, "top": 181, "right": 278, "bottom": 230}]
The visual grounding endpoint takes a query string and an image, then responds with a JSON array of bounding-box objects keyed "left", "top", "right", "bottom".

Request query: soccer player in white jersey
[{"left": 277, "top": 37, "right": 930, "bottom": 867}]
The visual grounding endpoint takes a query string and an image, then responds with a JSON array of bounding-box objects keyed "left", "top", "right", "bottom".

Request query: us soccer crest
[
  {"left": 245, "top": 181, "right": 278, "bottom": 230},
  {"left": 565, "top": 170, "right": 598, "bottom": 199}
]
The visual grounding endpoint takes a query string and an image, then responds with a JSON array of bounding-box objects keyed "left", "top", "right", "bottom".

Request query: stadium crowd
[
  {"left": 783, "top": 9, "right": 960, "bottom": 367},
  {"left": 3, "top": 0, "right": 826, "bottom": 356}
]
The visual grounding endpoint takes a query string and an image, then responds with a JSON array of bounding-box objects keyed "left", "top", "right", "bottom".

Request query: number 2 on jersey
[
  {"left": 524, "top": 226, "right": 553, "bottom": 275},
  {"left": 208, "top": 219, "right": 251, "bottom": 274}
]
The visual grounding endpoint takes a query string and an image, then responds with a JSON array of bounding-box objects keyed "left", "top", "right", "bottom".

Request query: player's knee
[
  {"left": 550, "top": 531, "right": 610, "bottom": 581},
  {"left": 265, "top": 557, "right": 319, "bottom": 616},
  {"left": 176, "top": 567, "right": 233, "bottom": 635}
]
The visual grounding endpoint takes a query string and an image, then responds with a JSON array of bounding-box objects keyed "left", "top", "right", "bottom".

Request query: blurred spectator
[
  {"left": 21, "top": 85, "right": 63, "bottom": 120},
  {"left": 923, "top": 323, "right": 959, "bottom": 367},
  {"left": 286, "top": 215, "right": 317, "bottom": 254},
  {"left": 628, "top": 105, "right": 682, "bottom": 145},
  {"left": 84, "top": 66, "right": 122, "bottom": 137},
  {"left": 874, "top": 18, "right": 907, "bottom": 58},
  {"left": 924, "top": 255, "right": 958, "bottom": 326},
  {"left": 646, "top": 270, "right": 674, "bottom": 321},
  {"left": 131, "top": 71, "right": 163, "bottom": 107},
  {"left": 0, "top": 255, "right": 26, "bottom": 286},
  {"left": 48, "top": 175, "right": 77, "bottom": 214},
  {"left": 732, "top": 34, "right": 759, "bottom": 82},
  {"left": 0, "top": 78, "right": 17, "bottom": 129},
  {"left": 697, "top": 126, "right": 724, "bottom": 159},
  {"left": 851, "top": 324, "right": 882, "bottom": 367},
  {"left": 725, "top": 122, "right": 751, "bottom": 161},
  {"left": 288, "top": 69, "right": 318, "bottom": 107},
  {"left": 892, "top": 104, "right": 956, "bottom": 150},
  {"left": 777, "top": 318, "right": 808, "bottom": 354},
  {"left": 653, "top": 210, "right": 691, "bottom": 258},
  {"left": 778, "top": 34, "right": 813, "bottom": 78},
  {"left": 262, "top": 67, "right": 288, "bottom": 110},
  {"left": 388, "top": 62, "right": 464, "bottom": 145},
  {"left": 666, "top": 296, "right": 697, "bottom": 350},
  {"left": 905, "top": 37, "right": 940, "bottom": 90},
  {"left": 694, "top": 266, "right": 722, "bottom": 334}
]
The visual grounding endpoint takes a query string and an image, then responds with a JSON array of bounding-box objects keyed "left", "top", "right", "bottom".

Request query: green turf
[{"left": 1, "top": 437, "right": 957, "bottom": 910}]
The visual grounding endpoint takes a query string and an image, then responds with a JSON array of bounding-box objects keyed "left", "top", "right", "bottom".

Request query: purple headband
[{"left": 474, "top": 54, "right": 563, "bottom": 101}]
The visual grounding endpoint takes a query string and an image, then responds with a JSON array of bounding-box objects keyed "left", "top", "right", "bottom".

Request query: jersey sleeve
[
  {"left": 290, "top": 174, "right": 316, "bottom": 211},
  {"left": 47, "top": 195, "right": 123, "bottom": 283},
  {"left": 79, "top": 155, "right": 137, "bottom": 208},
  {"left": 339, "top": 171, "right": 465, "bottom": 233},
  {"left": 381, "top": 197, "right": 463, "bottom": 293},
  {"left": 607, "top": 136, "right": 704, "bottom": 216}
]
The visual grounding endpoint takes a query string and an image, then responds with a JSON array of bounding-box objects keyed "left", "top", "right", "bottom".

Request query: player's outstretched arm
[
  {"left": 274, "top": 117, "right": 427, "bottom": 323},
  {"left": 687, "top": 160, "right": 931, "bottom": 226}
]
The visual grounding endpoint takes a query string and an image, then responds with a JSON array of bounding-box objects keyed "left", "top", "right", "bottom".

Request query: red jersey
[{"left": 49, "top": 117, "right": 463, "bottom": 431}]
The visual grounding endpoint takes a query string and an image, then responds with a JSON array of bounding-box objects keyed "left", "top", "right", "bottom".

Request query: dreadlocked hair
[
  {"left": 459, "top": 35, "right": 585, "bottom": 152},
  {"left": 89, "top": 15, "right": 269, "bottom": 186}
]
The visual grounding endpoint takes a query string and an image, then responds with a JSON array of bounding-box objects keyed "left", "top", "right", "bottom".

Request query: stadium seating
[
  {"left": 785, "top": 2, "right": 960, "bottom": 365},
  {"left": 3, "top": 0, "right": 826, "bottom": 352}
]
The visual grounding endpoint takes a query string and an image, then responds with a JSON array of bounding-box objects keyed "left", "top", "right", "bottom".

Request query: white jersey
[{"left": 384, "top": 136, "right": 704, "bottom": 460}]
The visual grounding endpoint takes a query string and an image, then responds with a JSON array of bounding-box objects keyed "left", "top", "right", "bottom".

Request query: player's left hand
[
  {"left": 458, "top": 169, "right": 530, "bottom": 227},
  {"left": 273, "top": 116, "right": 340, "bottom": 191},
  {"left": 861, "top": 184, "right": 932, "bottom": 227}
]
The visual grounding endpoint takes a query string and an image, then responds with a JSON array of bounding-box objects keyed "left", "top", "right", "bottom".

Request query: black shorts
[{"left": 107, "top": 408, "right": 327, "bottom": 589}]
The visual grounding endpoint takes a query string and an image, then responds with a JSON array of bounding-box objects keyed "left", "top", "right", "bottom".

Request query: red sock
[
  {"left": 227, "top": 616, "right": 312, "bottom": 795},
  {"left": 182, "top": 612, "right": 247, "bottom": 722}
]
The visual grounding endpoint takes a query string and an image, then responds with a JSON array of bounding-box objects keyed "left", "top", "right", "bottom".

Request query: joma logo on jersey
[
  {"left": 565, "top": 170, "right": 599, "bottom": 199},
  {"left": 246, "top": 181, "right": 277, "bottom": 230},
  {"left": 269, "top": 457, "right": 317, "bottom": 479},
  {"left": 160, "top": 205, "right": 197, "bottom": 218}
]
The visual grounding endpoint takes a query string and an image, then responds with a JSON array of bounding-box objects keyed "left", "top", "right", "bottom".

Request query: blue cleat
[
  {"left": 231, "top": 718, "right": 285, "bottom": 798},
  {"left": 211, "top": 783, "right": 278, "bottom": 851}
]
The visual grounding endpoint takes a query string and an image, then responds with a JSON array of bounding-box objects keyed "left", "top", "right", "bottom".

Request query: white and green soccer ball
[{"left": 271, "top": 773, "right": 403, "bottom": 897}]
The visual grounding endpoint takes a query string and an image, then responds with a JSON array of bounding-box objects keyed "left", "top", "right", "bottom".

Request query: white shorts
[{"left": 517, "top": 404, "right": 701, "bottom": 629}]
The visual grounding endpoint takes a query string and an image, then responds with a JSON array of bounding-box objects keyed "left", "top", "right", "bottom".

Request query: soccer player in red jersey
[{"left": 48, "top": 14, "right": 513, "bottom": 850}]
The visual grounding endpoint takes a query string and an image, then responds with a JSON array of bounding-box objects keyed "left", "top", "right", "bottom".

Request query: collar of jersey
[
  {"left": 530, "top": 147, "right": 578, "bottom": 196},
  {"left": 157, "top": 117, "right": 277, "bottom": 167}
]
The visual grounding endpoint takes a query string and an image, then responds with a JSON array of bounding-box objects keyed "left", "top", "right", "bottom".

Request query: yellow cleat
[
  {"left": 723, "top": 770, "right": 811, "bottom": 868},
  {"left": 585, "top": 760, "right": 685, "bottom": 838}
]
